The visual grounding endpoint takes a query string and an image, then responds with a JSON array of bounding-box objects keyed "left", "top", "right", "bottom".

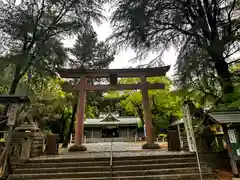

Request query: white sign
[
  {"left": 228, "top": 129, "right": 237, "bottom": 144},
  {"left": 236, "top": 149, "right": 240, "bottom": 156},
  {"left": 7, "top": 104, "right": 19, "bottom": 126}
]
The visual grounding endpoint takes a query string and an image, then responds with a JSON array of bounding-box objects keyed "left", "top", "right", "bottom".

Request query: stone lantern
[{"left": 11, "top": 120, "right": 45, "bottom": 160}]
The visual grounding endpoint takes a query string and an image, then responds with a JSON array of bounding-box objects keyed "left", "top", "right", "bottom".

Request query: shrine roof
[
  {"left": 84, "top": 116, "right": 141, "bottom": 126},
  {"left": 58, "top": 66, "right": 170, "bottom": 78},
  {"left": 208, "top": 111, "right": 240, "bottom": 124},
  {"left": 170, "top": 111, "right": 240, "bottom": 126}
]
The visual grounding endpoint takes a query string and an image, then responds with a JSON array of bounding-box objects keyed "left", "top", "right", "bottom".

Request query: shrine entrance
[
  {"left": 102, "top": 126, "right": 119, "bottom": 138},
  {"left": 58, "top": 66, "right": 170, "bottom": 151}
]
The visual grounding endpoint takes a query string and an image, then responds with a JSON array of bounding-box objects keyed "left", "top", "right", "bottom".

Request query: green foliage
[
  {"left": 0, "top": 0, "right": 105, "bottom": 94},
  {"left": 211, "top": 136, "right": 225, "bottom": 153},
  {"left": 69, "top": 32, "right": 115, "bottom": 69},
  {"left": 215, "top": 84, "right": 240, "bottom": 110},
  {"left": 110, "top": 0, "right": 240, "bottom": 94},
  {"left": 105, "top": 77, "right": 182, "bottom": 130},
  {"left": 159, "top": 134, "right": 167, "bottom": 138},
  {"left": 18, "top": 77, "right": 72, "bottom": 129}
]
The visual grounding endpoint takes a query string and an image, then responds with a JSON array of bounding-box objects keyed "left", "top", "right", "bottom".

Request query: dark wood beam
[
  {"left": 58, "top": 66, "right": 170, "bottom": 78},
  {"left": 0, "top": 96, "right": 30, "bottom": 104},
  {"left": 62, "top": 83, "right": 165, "bottom": 92}
]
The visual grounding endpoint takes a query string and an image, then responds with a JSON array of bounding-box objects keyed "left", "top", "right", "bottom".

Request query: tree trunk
[
  {"left": 59, "top": 114, "right": 66, "bottom": 143},
  {"left": 214, "top": 56, "right": 234, "bottom": 94},
  {"left": 59, "top": 114, "right": 71, "bottom": 143},
  {"left": 62, "top": 103, "right": 77, "bottom": 148},
  {"left": 9, "top": 65, "right": 23, "bottom": 95}
]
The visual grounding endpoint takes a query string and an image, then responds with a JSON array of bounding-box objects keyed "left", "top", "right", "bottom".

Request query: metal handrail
[
  {"left": 110, "top": 138, "right": 113, "bottom": 167},
  {"left": 0, "top": 126, "right": 13, "bottom": 178}
]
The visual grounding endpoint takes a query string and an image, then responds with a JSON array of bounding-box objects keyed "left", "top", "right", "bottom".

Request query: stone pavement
[{"left": 31, "top": 141, "right": 191, "bottom": 160}]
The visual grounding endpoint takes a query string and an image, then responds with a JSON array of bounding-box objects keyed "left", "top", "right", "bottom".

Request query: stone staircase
[{"left": 8, "top": 153, "right": 217, "bottom": 180}]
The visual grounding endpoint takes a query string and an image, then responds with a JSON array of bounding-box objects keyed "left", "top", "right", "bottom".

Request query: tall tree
[
  {"left": 110, "top": 0, "right": 240, "bottom": 94},
  {"left": 69, "top": 31, "right": 115, "bottom": 70},
  {"left": 62, "top": 31, "right": 115, "bottom": 147},
  {"left": 68, "top": 31, "right": 115, "bottom": 116},
  {"left": 0, "top": 0, "right": 105, "bottom": 95}
]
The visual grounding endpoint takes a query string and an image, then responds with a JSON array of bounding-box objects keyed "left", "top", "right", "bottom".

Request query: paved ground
[
  {"left": 61, "top": 141, "right": 167, "bottom": 153},
  {"left": 32, "top": 141, "right": 191, "bottom": 160}
]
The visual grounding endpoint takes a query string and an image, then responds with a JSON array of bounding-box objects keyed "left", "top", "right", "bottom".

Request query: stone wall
[
  {"left": 11, "top": 132, "right": 45, "bottom": 160},
  {"left": 199, "top": 152, "right": 230, "bottom": 169},
  {"left": 30, "top": 137, "right": 45, "bottom": 158}
]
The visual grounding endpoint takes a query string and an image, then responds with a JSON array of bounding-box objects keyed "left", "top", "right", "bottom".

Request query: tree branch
[
  {"left": 26, "top": 0, "right": 46, "bottom": 52},
  {"left": 226, "top": 0, "right": 236, "bottom": 39}
]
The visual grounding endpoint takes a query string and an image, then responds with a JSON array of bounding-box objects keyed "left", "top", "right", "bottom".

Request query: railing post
[
  {"left": 1, "top": 126, "right": 13, "bottom": 177},
  {"left": 183, "top": 104, "right": 202, "bottom": 180},
  {"left": 110, "top": 138, "right": 113, "bottom": 167}
]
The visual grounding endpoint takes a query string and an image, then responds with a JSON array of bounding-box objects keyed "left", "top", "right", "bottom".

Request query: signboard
[
  {"left": 236, "top": 149, "right": 240, "bottom": 156},
  {"left": 228, "top": 129, "right": 237, "bottom": 143},
  {"left": 7, "top": 104, "right": 19, "bottom": 126}
]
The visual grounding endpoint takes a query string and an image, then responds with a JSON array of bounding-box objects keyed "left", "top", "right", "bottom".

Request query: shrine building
[{"left": 84, "top": 112, "right": 143, "bottom": 142}]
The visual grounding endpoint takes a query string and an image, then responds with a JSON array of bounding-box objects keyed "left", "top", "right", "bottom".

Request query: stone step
[
  {"left": 8, "top": 173, "right": 217, "bottom": 180},
  {"left": 15, "top": 157, "right": 198, "bottom": 168},
  {"left": 112, "top": 167, "right": 212, "bottom": 176},
  {"left": 113, "top": 157, "right": 197, "bottom": 165},
  {"left": 112, "top": 154, "right": 195, "bottom": 161},
  {"left": 9, "top": 167, "right": 211, "bottom": 179},
  {"left": 25, "top": 157, "right": 109, "bottom": 163},
  {"left": 14, "top": 162, "right": 206, "bottom": 174},
  {"left": 15, "top": 161, "right": 110, "bottom": 168},
  {"left": 112, "top": 162, "right": 206, "bottom": 171},
  {"left": 23, "top": 154, "right": 195, "bottom": 164},
  {"left": 14, "top": 166, "right": 111, "bottom": 174}
]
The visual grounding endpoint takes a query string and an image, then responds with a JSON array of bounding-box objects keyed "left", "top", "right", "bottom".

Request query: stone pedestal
[{"left": 12, "top": 122, "right": 44, "bottom": 159}]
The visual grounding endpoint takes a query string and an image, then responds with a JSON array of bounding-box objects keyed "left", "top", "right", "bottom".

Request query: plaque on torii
[{"left": 58, "top": 66, "right": 170, "bottom": 151}]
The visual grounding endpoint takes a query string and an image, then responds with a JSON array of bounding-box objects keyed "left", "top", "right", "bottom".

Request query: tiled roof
[
  {"left": 208, "top": 111, "right": 240, "bottom": 124},
  {"left": 84, "top": 113, "right": 141, "bottom": 126}
]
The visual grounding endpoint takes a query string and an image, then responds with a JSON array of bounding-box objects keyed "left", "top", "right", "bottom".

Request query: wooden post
[
  {"left": 92, "top": 128, "right": 94, "bottom": 139},
  {"left": 141, "top": 76, "right": 160, "bottom": 149},
  {"left": 68, "top": 77, "right": 87, "bottom": 152},
  {"left": 177, "top": 124, "right": 182, "bottom": 149},
  {"left": 222, "top": 124, "right": 239, "bottom": 178}
]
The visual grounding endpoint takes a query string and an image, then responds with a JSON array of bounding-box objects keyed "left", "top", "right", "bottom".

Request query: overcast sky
[
  {"left": 14, "top": 1, "right": 177, "bottom": 77},
  {"left": 63, "top": 6, "right": 178, "bottom": 78}
]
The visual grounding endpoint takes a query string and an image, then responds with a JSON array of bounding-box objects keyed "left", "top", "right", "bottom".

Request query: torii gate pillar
[
  {"left": 69, "top": 78, "right": 87, "bottom": 151},
  {"left": 141, "top": 76, "right": 160, "bottom": 149}
]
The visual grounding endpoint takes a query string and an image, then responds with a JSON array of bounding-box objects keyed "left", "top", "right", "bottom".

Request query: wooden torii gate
[{"left": 58, "top": 66, "right": 170, "bottom": 151}]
